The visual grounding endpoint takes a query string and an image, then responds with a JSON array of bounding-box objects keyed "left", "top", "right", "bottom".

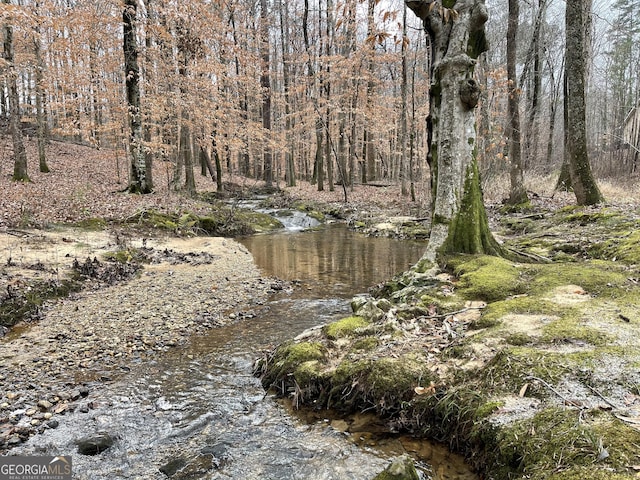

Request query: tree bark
[
  {"left": 3, "top": 1, "right": 29, "bottom": 183},
  {"left": 400, "top": 4, "right": 409, "bottom": 197},
  {"left": 34, "top": 1, "right": 50, "bottom": 173},
  {"left": 406, "top": 0, "right": 502, "bottom": 262},
  {"left": 123, "top": 0, "right": 151, "bottom": 193},
  {"left": 564, "top": 0, "right": 602, "bottom": 205},
  {"left": 506, "top": 0, "right": 528, "bottom": 205},
  {"left": 259, "top": 0, "right": 273, "bottom": 188}
]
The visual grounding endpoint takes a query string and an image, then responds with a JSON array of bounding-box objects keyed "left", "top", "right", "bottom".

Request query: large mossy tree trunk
[
  {"left": 406, "top": 0, "right": 502, "bottom": 262},
  {"left": 123, "top": 0, "right": 151, "bottom": 194},
  {"left": 564, "top": 0, "right": 602, "bottom": 205}
]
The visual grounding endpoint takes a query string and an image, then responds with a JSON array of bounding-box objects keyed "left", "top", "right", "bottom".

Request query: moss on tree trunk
[
  {"left": 439, "top": 160, "right": 503, "bottom": 256},
  {"left": 407, "top": 0, "right": 500, "bottom": 263}
]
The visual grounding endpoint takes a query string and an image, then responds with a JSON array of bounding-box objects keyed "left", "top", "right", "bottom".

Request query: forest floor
[{"left": 2, "top": 137, "right": 640, "bottom": 479}]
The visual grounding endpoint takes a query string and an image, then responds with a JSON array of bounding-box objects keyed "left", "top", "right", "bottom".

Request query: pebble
[{"left": 0, "top": 237, "right": 271, "bottom": 454}]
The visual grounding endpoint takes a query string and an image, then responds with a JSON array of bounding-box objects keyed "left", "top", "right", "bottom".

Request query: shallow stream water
[{"left": 15, "top": 224, "right": 477, "bottom": 479}]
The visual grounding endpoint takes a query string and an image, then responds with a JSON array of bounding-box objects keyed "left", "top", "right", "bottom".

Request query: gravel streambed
[{"left": 0, "top": 230, "right": 280, "bottom": 452}]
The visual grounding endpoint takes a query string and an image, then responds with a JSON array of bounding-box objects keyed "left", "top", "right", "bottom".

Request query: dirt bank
[{"left": 256, "top": 204, "right": 640, "bottom": 480}]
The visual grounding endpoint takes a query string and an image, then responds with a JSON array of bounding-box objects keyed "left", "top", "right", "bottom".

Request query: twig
[
  {"left": 526, "top": 375, "right": 585, "bottom": 408},
  {"left": 583, "top": 382, "right": 620, "bottom": 410},
  {"left": 418, "top": 304, "right": 486, "bottom": 321}
]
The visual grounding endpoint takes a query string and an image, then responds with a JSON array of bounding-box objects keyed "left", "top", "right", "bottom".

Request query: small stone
[
  {"left": 159, "top": 457, "right": 187, "bottom": 477},
  {"left": 30, "top": 419, "right": 40, "bottom": 426},
  {"left": 79, "top": 405, "right": 90, "bottom": 413},
  {"left": 46, "top": 420, "right": 59, "bottom": 429},
  {"left": 43, "top": 412, "right": 53, "bottom": 420},
  {"left": 1, "top": 402, "right": 9, "bottom": 410},
  {"left": 38, "top": 399, "right": 53, "bottom": 410},
  {"left": 76, "top": 431, "right": 114, "bottom": 455},
  {"left": 79, "top": 386, "right": 90, "bottom": 397},
  {"left": 25, "top": 408, "right": 37, "bottom": 417},
  {"left": 7, "top": 434, "right": 22, "bottom": 445},
  {"left": 6, "top": 392, "right": 18, "bottom": 400}
]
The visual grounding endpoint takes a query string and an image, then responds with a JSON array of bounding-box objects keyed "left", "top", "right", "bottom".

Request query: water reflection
[{"left": 238, "top": 224, "right": 425, "bottom": 296}]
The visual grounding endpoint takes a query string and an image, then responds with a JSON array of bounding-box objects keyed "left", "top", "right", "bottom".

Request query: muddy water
[{"left": 15, "top": 225, "right": 477, "bottom": 479}]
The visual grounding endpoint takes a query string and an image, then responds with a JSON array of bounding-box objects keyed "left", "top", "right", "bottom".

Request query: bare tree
[
  {"left": 3, "top": 0, "right": 29, "bottom": 182},
  {"left": 260, "top": 0, "right": 273, "bottom": 188},
  {"left": 123, "top": 0, "right": 151, "bottom": 193},
  {"left": 506, "top": 0, "right": 528, "bottom": 205}
]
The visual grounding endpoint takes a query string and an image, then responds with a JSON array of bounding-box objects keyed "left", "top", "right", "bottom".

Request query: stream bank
[
  {"left": 0, "top": 228, "right": 278, "bottom": 453},
  {"left": 256, "top": 203, "right": 640, "bottom": 480}
]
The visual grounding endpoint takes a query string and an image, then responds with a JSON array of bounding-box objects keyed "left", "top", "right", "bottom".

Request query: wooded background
[{"left": 1, "top": 0, "right": 638, "bottom": 195}]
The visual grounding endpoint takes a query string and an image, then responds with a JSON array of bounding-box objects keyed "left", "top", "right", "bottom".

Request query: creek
[{"left": 15, "top": 223, "right": 477, "bottom": 479}]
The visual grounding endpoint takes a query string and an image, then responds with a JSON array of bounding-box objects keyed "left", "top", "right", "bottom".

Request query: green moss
[
  {"left": 329, "top": 354, "right": 432, "bottom": 414},
  {"left": 493, "top": 408, "right": 640, "bottom": 480},
  {"left": 475, "top": 400, "right": 503, "bottom": 419},
  {"left": 525, "top": 261, "right": 628, "bottom": 296},
  {"left": 481, "top": 297, "right": 566, "bottom": 324},
  {"left": 293, "top": 360, "right": 325, "bottom": 385},
  {"left": 593, "top": 230, "right": 640, "bottom": 264},
  {"left": 480, "top": 348, "right": 574, "bottom": 395},
  {"left": 351, "top": 336, "right": 379, "bottom": 351},
  {"left": 546, "top": 468, "right": 635, "bottom": 480},
  {"left": 73, "top": 218, "right": 107, "bottom": 230},
  {"left": 541, "top": 318, "right": 612, "bottom": 346},
  {"left": 451, "top": 255, "right": 525, "bottom": 302},
  {"left": 259, "top": 341, "right": 326, "bottom": 393},
  {"left": 127, "top": 208, "right": 283, "bottom": 237},
  {"left": 505, "top": 333, "right": 533, "bottom": 346},
  {"left": 103, "top": 250, "right": 134, "bottom": 263},
  {"left": 499, "top": 202, "right": 533, "bottom": 215},
  {"left": 440, "top": 162, "right": 503, "bottom": 257},
  {"left": 562, "top": 209, "right": 620, "bottom": 225},
  {"left": 323, "top": 316, "right": 370, "bottom": 340},
  {"left": 418, "top": 294, "right": 467, "bottom": 315},
  {"left": 372, "top": 456, "right": 419, "bottom": 480}
]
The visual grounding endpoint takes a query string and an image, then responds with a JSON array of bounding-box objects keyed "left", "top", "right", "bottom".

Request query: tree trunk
[
  {"left": 406, "top": 0, "right": 502, "bottom": 262},
  {"left": 260, "top": 0, "right": 273, "bottom": 188},
  {"left": 400, "top": 4, "right": 409, "bottom": 197},
  {"left": 3, "top": 1, "right": 29, "bottom": 182},
  {"left": 278, "top": 0, "right": 295, "bottom": 187},
  {"left": 364, "top": 0, "right": 377, "bottom": 183},
  {"left": 506, "top": 0, "right": 528, "bottom": 205},
  {"left": 33, "top": 2, "right": 49, "bottom": 174},
  {"left": 564, "top": 0, "right": 602, "bottom": 205},
  {"left": 123, "top": 0, "right": 150, "bottom": 193}
]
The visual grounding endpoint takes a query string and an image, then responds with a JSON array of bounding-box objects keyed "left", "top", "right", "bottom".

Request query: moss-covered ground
[{"left": 255, "top": 204, "right": 640, "bottom": 480}]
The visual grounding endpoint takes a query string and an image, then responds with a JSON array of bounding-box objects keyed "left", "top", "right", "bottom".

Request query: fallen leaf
[{"left": 519, "top": 383, "right": 529, "bottom": 398}]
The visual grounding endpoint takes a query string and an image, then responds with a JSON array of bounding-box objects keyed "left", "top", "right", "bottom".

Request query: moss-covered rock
[
  {"left": 328, "top": 354, "right": 433, "bottom": 415},
  {"left": 127, "top": 208, "right": 283, "bottom": 237},
  {"left": 372, "top": 456, "right": 419, "bottom": 480},
  {"left": 323, "top": 316, "right": 370, "bottom": 340},
  {"left": 258, "top": 341, "right": 327, "bottom": 395}
]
